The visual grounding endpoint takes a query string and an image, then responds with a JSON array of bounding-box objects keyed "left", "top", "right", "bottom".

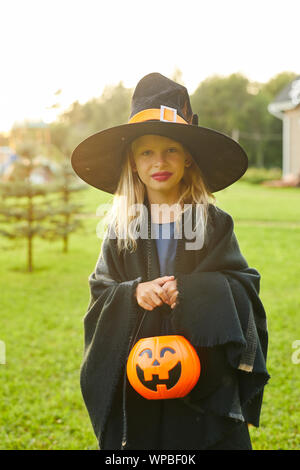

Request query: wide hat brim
[{"left": 71, "top": 120, "right": 248, "bottom": 194}]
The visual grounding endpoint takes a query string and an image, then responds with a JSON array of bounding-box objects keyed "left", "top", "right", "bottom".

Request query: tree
[
  {"left": 190, "top": 72, "right": 298, "bottom": 168},
  {"left": 0, "top": 141, "right": 86, "bottom": 271},
  {"left": 261, "top": 71, "right": 298, "bottom": 99},
  {"left": 190, "top": 73, "right": 251, "bottom": 135},
  {"left": 50, "top": 82, "right": 132, "bottom": 156},
  {"left": 238, "top": 91, "right": 274, "bottom": 167},
  {"left": 171, "top": 68, "right": 185, "bottom": 85},
  {"left": 42, "top": 160, "right": 86, "bottom": 254},
  {"left": 0, "top": 158, "right": 57, "bottom": 272}
]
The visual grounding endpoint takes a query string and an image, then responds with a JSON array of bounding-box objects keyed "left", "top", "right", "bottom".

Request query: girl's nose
[{"left": 153, "top": 151, "right": 166, "bottom": 162}]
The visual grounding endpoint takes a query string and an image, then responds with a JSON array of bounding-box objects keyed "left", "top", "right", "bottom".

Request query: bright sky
[{"left": 0, "top": 0, "right": 299, "bottom": 133}]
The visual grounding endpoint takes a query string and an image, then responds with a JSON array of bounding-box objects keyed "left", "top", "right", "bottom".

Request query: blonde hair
[{"left": 101, "top": 138, "right": 217, "bottom": 254}]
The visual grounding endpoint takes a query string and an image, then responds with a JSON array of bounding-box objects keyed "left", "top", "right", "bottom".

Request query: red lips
[
  {"left": 151, "top": 171, "right": 172, "bottom": 177},
  {"left": 151, "top": 171, "right": 173, "bottom": 181}
]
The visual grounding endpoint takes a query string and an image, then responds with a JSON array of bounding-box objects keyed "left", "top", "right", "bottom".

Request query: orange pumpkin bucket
[{"left": 126, "top": 335, "right": 201, "bottom": 399}]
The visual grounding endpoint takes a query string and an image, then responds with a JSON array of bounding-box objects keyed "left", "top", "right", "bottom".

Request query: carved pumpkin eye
[
  {"left": 127, "top": 335, "right": 201, "bottom": 400},
  {"left": 160, "top": 347, "right": 175, "bottom": 357},
  {"left": 139, "top": 348, "right": 152, "bottom": 358}
]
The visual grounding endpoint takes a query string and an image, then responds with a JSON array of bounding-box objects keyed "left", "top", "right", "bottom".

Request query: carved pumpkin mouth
[{"left": 136, "top": 361, "right": 182, "bottom": 391}]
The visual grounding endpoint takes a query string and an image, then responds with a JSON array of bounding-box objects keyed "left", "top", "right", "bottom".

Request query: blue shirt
[{"left": 152, "top": 221, "right": 178, "bottom": 277}]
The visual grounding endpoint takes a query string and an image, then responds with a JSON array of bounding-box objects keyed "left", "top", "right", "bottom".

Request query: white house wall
[
  {"left": 285, "top": 106, "right": 300, "bottom": 178},
  {"left": 282, "top": 115, "right": 290, "bottom": 177}
]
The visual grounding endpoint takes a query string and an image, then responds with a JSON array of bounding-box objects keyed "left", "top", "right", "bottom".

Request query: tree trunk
[
  {"left": 28, "top": 235, "right": 33, "bottom": 272},
  {"left": 256, "top": 141, "right": 264, "bottom": 168},
  {"left": 27, "top": 178, "right": 33, "bottom": 272},
  {"left": 63, "top": 168, "right": 69, "bottom": 253}
]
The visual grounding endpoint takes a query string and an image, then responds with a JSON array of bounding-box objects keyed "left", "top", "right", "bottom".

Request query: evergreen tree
[{"left": 0, "top": 154, "right": 86, "bottom": 271}]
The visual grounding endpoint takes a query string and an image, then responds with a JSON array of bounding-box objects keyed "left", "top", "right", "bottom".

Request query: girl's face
[{"left": 131, "top": 134, "right": 191, "bottom": 203}]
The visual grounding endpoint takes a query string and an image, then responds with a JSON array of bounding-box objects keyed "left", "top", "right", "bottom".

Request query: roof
[{"left": 268, "top": 76, "right": 300, "bottom": 118}]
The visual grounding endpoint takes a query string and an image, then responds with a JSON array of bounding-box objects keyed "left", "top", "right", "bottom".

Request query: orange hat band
[{"left": 128, "top": 106, "right": 188, "bottom": 125}]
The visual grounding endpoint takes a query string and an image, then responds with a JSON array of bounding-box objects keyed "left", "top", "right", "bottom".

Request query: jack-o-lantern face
[{"left": 126, "top": 335, "right": 201, "bottom": 399}]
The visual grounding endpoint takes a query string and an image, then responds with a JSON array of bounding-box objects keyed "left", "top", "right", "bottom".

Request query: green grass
[{"left": 0, "top": 180, "right": 299, "bottom": 450}]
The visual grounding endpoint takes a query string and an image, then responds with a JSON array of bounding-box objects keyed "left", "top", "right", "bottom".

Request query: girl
[{"left": 71, "top": 73, "right": 270, "bottom": 450}]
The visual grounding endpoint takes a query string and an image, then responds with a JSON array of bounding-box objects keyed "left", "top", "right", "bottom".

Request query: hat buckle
[{"left": 160, "top": 105, "right": 177, "bottom": 123}]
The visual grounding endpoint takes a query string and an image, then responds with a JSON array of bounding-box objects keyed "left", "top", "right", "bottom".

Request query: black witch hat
[{"left": 71, "top": 73, "right": 248, "bottom": 193}]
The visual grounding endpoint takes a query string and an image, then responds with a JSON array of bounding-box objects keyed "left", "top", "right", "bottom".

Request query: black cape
[{"left": 80, "top": 202, "right": 270, "bottom": 449}]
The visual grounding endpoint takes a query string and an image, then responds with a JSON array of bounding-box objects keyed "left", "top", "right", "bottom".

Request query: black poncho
[{"left": 80, "top": 201, "right": 270, "bottom": 450}]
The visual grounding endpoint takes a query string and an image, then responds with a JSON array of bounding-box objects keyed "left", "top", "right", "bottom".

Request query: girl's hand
[
  {"left": 162, "top": 278, "right": 179, "bottom": 309},
  {"left": 135, "top": 276, "right": 175, "bottom": 311}
]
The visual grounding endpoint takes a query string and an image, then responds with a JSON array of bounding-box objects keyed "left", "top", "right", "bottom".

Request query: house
[
  {"left": 0, "top": 147, "right": 19, "bottom": 176},
  {"left": 268, "top": 76, "right": 300, "bottom": 184},
  {"left": 1, "top": 155, "right": 60, "bottom": 184}
]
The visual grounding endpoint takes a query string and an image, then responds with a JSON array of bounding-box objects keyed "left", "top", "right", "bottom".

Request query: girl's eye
[
  {"left": 167, "top": 147, "right": 178, "bottom": 153},
  {"left": 141, "top": 150, "right": 152, "bottom": 156}
]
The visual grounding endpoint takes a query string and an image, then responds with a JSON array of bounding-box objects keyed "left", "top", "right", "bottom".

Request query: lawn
[{"left": 0, "top": 181, "right": 299, "bottom": 450}]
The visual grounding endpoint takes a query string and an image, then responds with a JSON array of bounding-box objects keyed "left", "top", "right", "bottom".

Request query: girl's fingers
[
  {"left": 140, "top": 300, "right": 155, "bottom": 311},
  {"left": 169, "top": 291, "right": 179, "bottom": 305},
  {"left": 156, "top": 286, "right": 171, "bottom": 304},
  {"left": 149, "top": 292, "right": 163, "bottom": 308},
  {"left": 137, "top": 278, "right": 177, "bottom": 311},
  {"left": 157, "top": 276, "right": 174, "bottom": 285}
]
